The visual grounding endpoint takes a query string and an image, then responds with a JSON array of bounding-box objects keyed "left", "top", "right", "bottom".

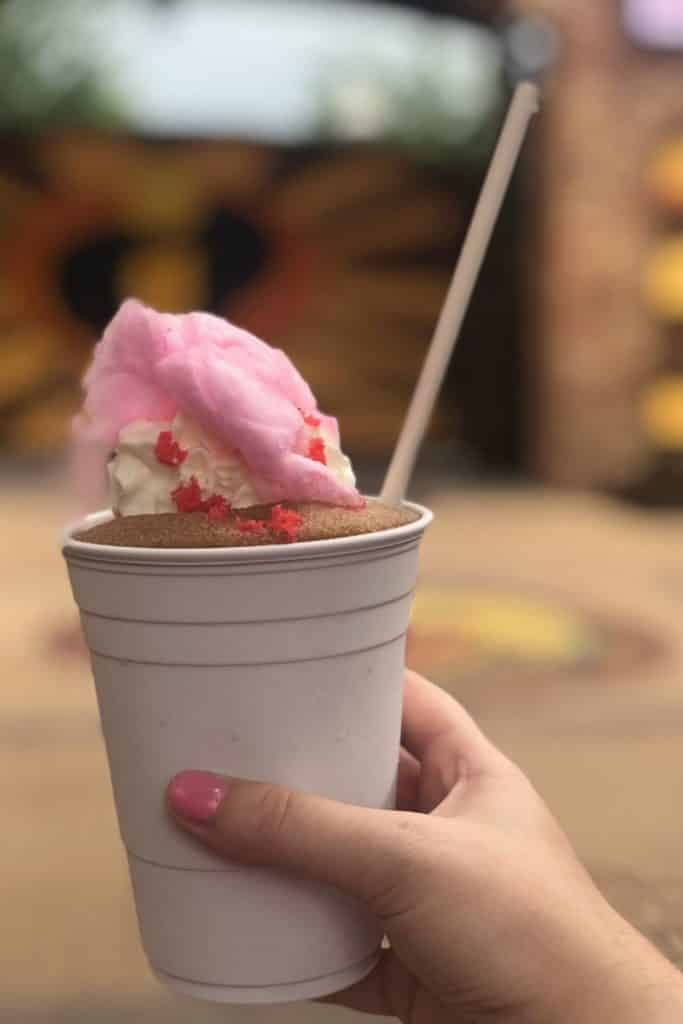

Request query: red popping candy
[
  {"left": 307, "top": 437, "right": 327, "bottom": 464},
  {"left": 203, "top": 494, "right": 230, "bottom": 521},
  {"left": 155, "top": 430, "right": 188, "bottom": 466},
  {"left": 270, "top": 504, "right": 303, "bottom": 542},
  {"left": 171, "top": 476, "right": 203, "bottom": 513},
  {"left": 235, "top": 517, "right": 267, "bottom": 534}
]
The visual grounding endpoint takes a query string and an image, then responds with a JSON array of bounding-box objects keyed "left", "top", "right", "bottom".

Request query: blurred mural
[
  {"left": 0, "top": 138, "right": 468, "bottom": 455},
  {"left": 0, "top": 0, "right": 527, "bottom": 473}
]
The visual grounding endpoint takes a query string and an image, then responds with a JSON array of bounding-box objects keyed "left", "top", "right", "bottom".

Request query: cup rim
[{"left": 62, "top": 500, "right": 433, "bottom": 565}]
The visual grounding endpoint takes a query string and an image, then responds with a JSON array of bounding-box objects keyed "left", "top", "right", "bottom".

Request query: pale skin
[{"left": 167, "top": 671, "right": 683, "bottom": 1023}]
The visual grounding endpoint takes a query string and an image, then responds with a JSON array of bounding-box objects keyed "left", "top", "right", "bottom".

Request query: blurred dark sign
[{"left": 0, "top": 134, "right": 522, "bottom": 468}]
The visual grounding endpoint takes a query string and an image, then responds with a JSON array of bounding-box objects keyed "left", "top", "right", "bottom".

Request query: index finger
[{"left": 401, "top": 670, "right": 508, "bottom": 775}]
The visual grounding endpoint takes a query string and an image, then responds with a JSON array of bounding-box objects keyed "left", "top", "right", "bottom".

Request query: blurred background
[{"left": 3, "top": 0, "right": 683, "bottom": 1020}]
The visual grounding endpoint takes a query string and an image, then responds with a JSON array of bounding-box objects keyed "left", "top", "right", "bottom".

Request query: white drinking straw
[{"left": 380, "top": 81, "right": 540, "bottom": 506}]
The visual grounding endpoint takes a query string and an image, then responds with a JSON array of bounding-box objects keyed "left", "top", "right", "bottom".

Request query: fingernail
[{"left": 167, "top": 770, "right": 229, "bottom": 824}]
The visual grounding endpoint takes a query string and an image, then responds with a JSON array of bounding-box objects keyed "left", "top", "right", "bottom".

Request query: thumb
[{"left": 167, "top": 771, "right": 426, "bottom": 913}]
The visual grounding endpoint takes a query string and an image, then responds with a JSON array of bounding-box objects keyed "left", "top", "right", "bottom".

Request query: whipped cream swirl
[{"left": 109, "top": 413, "right": 356, "bottom": 516}]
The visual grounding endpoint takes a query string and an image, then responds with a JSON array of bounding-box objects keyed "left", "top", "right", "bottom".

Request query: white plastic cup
[{"left": 62, "top": 502, "right": 432, "bottom": 1004}]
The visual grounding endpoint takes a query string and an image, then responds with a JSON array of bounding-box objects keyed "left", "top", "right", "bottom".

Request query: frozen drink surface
[{"left": 77, "top": 498, "right": 418, "bottom": 547}]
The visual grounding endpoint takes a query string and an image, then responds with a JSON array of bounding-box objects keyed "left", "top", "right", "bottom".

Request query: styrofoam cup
[{"left": 62, "top": 502, "right": 432, "bottom": 1004}]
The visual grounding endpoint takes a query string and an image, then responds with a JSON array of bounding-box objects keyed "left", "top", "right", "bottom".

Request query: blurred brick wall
[{"left": 517, "top": 0, "right": 680, "bottom": 488}]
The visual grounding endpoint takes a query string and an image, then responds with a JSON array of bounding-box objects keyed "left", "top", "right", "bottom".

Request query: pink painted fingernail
[{"left": 167, "top": 770, "right": 229, "bottom": 823}]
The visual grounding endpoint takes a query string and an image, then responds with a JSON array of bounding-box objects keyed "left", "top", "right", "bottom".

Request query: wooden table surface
[{"left": 3, "top": 476, "right": 683, "bottom": 1022}]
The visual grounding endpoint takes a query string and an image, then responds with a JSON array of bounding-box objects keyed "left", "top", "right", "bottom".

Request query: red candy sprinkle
[
  {"left": 307, "top": 437, "right": 327, "bottom": 465},
  {"left": 171, "top": 476, "right": 203, "bottom": 513},
  {"left": 203, "top": 494, "right": 230, "bottom": 522},
  {"left": 235, "top": 517, "right": 266, "bottom": 534},
  {"left": 155, "top": 430, "right": 187, "bottom": 467},
  {"left": 270, "top": 504, "right": 303, "bottom": 542},
  {"left": 303, "top": 413, "right": 321, "bottom": 428}
]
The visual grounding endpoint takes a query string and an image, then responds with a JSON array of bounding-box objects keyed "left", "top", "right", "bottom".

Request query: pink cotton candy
[{"left": 73, "top": 299, "right": 362, "bottom": 508}]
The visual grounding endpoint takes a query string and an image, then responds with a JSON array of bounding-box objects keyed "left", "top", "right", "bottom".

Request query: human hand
[{"left": 167, "top": 671, "right": 683, "bottom": 1023}]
